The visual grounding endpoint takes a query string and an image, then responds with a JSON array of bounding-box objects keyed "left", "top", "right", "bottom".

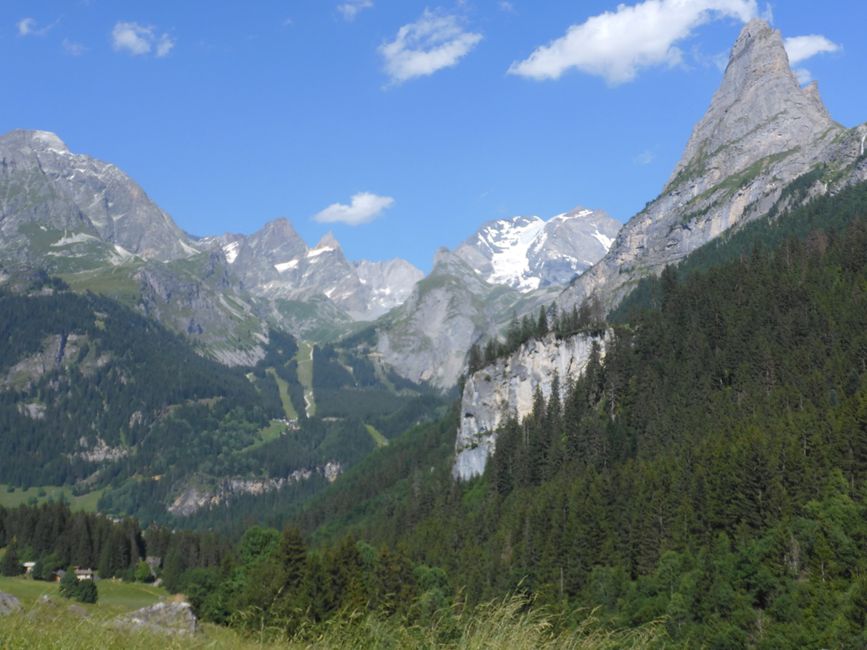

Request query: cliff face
[{"left": 453, "top": 331, "right": 607, "bottom": 480}]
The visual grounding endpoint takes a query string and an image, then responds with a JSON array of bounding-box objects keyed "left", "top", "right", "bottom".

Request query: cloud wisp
[
  {"left": 338, "top": 0, "right": 374, "bottom": 22},
  {"left": 508, "top": 0, "right": 759, "bottom": 85},
  {"left": 313, "top": 192, "right": 395, "bottom": 226},
  {"left": 379, "top": 9, "right": 482, "bottom": 85},
  {"left": 784, "top": 34, "right": 841, "bottom": 64},
  {"left": 17, "top": 17, "right": 58, "bottom": 37},
  {"left": 112, "top": 21, "right": 175, "bottom": 58},
  {"left": 62, "top": 39, "right": 87, "bottom": 56},
  {"left": 784, "top": 34, "right": 841, "bottom": 86}
]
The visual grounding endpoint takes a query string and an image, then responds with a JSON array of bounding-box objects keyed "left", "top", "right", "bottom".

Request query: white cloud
[
  {"left": 17, "top": 17, "right": 58, "bottom": 37},
  {"left": 62, "top": 39, "right": 87, "bottom": 56},
  {"left": 633, "top": 150, "right": 655, "bottom": 165},
  {"left": 112, "top": 21, "right": 175, "bottom": 57},
  {"left": 498, "top": 1, "right": 516, "bottom": 13},
  {"left": 313, "top": 192, "right": 395, "bottom": 226},
  {"left": 508, "top": 0, "right": 759, "bottom": 85},
  {"left": 379, "top": 9, "right": 482, "bottom": 85},
  {"left": 793, "top": 68, "right": 812, "bottom": 85},
  {"left": 338, "top": 0, "right": 374, "bottom": 21},
  {"left": 156, "top": 33, "right": 175, "bottom": 57},
  {"left": 17, "top": 17, "right": 35, "bottom": 36},
  {"left": 784, "top": 34, "right": 840, "bottom": 65}
]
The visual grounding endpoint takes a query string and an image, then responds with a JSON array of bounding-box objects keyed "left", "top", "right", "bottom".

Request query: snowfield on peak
[{"left": 454, "top": 208, "right": 621, "bottom": 293}]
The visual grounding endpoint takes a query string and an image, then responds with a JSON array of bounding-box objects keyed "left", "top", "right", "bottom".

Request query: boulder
[
  {"left": 0, "top": 592, "right": 22, "bottom": 616},
  {"left": 112, "top": 601, "right": 197, "bottom": 635}
]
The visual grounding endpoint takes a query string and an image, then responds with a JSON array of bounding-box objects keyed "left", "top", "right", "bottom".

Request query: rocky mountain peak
[
  {"left": 0, "top": 129, "right": 196, "bottom": 262},
  {"left": 669, "top": 18, "right": 837, "bottom": 190},
  {"left": 312, "top": 231, "right": 341, "bottom": 251},
  {"left": 453, "top": 207, "right": 620, "bottom": 292},
  {"left": 245, "top": 218, "right": 306, "bottom": 261},
  {"left": 5, "top": 129, "right": 70, "bottom": 154}
]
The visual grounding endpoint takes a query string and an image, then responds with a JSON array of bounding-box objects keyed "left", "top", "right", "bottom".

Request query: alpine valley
[{"left": 3, "top": 15, "right": 867, "bottom": 649}]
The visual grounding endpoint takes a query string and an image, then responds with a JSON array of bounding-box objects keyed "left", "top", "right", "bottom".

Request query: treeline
[
  {"left": 612, "top": 168, "right": 867, "bottom": 321},
  {"left": 0, "top": 501, "right": 227, "bottom": 582},
  {"left": 466, "top": 296, "right": 606, "bottom": 374}
]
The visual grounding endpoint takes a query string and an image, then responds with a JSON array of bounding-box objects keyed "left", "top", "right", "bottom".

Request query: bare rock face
[
  {"left": 374, "top": 249, "right": 557, "bottom": 388},
  {"left": 453, "top": 331, "right": 606, "bottom": 480},
  {"left": 113, "top": 601, "right": 197, "bottom": 635},
  {"left": 0, "top": 592, "right": 22, "bottom": 616},
  {"left": 168, "top": 461, "right": 344, "bottom": 516},
  {"left": 354, "top": 258, "right": 425, "bottom": 319},
  {"left": 0, "top": 130, "right": 196, "bottom": 262},
  {"left": 211, "top": 221, "right": 424, "bottom": 323},
  {"left": 560, "top": 19, "right": 866, "bottom": 311}
]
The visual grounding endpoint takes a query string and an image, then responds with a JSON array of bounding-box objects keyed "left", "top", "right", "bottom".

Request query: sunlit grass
[
  {"left": 0, "top": 591, "right": 663, "bottom": 649},
  {"left": 0, "top": 485, "right": 104, "bottom": 512}
]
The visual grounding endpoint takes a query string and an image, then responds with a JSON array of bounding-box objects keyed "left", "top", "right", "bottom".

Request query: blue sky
[{"left": 2, "top": 1, "right": 865, "bottom": 271}]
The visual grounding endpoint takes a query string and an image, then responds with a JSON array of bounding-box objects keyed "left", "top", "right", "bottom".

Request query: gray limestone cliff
[{"left": 453, "top": 331, "right": 607, "bottom": 480}]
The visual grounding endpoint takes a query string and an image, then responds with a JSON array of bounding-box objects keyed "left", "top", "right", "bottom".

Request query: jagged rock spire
[{"left": 669, "top": 19, "right": 836, "bottom": 190}]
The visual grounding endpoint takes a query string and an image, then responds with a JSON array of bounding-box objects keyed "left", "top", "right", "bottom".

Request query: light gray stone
[
  {"left": 453, "top": 331, "right": 607, "bottom": 480},
  {"left": 113, "top": 601, "right": 197, "bottom": 636},
  {"left": 0, "top": 592, "right": 22, "bottom": 616}
]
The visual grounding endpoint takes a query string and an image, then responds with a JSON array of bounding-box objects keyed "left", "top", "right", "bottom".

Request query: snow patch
[
  {"left": 222, "top": 241, "right": 240, "bottom": 264},
  {"left": 274, "top": 259, "right": 299, "bottom": 273},
  {"left": 109, "top": 244, "right": 135, "bottom": 266},
  {"left": 487, "top": 217, "right": 546, "bottom": 291},
  {"left": 307, "top": 245, "right": 336, "bottom": 258},
  {"left": 179, "top": 240, "right": 200, "bottom": 256},
  {"left": 50, "top": 232, "right": 100, "bottom": 247},
  {"left": 592, "top": 229, "right": 614, "bottom": 250}
]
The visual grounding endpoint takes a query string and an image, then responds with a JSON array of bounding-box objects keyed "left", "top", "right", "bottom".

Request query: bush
[
  {"left": 77, "top": 580, "right": 98, "bottom": 604},
  {"left": 59, "top": 567, "right": 99, "bottom": 604}
]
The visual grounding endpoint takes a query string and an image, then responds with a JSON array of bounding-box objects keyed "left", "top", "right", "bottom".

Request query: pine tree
[{"left": 1, "top": 542, "right": 21, "bottom": 576}]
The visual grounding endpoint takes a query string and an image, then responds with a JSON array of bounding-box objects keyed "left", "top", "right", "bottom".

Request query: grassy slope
[
  {"left": 265, "top": 368, "right": 298, "bottom": 420},
  {"left": 365, "top": 424, "right": 389, "bottom": 448},
  {"left": 295, "top": 341, "right": 316, "bottom": 417},
  {"left": 0, "top": 485, "right": 104, "bottom": 512},
  {"left": 0, "top": 588, "right": 661, "bottom": 650},
  {"left": 0, "top": 576, "right": 164, "bottom": 612}
]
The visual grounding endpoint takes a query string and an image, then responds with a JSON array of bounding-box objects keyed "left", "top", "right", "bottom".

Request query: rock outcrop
[
  {"left": 113, "top": 601, "right": 197, "bottom": 635},
  {"left": 0, "top": 592, "right": 22, "bottom": 616},
  {"left": 168, "top": 461, "right": 344, "bottom": 516},
  {"left": 453, "top": 331, "right": 606, "bottom": 480}
]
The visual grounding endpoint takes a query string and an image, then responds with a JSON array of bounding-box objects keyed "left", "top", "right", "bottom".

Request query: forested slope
[{"left": 290, "top": 180, "right": 867, "bottom": 647}]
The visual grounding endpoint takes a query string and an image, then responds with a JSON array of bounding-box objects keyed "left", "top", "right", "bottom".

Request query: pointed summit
[
  {"left": 248, "top": 218, "right": 306, "bottom": 257},
  {"left": 313, "top": 231, "right": 341, "bottom": 251},
  {"left": 669, "top": 19, "right": 837, "bottom": 190}
]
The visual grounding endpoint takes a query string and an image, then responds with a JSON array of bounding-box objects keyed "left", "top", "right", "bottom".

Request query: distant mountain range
[
  {"left": 0, "top": 128, "right": 619, "bottom": 381},
  {"left": 4, "top": 20, "right": 860, "bottom": 393}
]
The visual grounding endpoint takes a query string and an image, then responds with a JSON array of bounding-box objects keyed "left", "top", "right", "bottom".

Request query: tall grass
[{"left": 0, "top": 594, "right": 663, "bottom": 649}]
